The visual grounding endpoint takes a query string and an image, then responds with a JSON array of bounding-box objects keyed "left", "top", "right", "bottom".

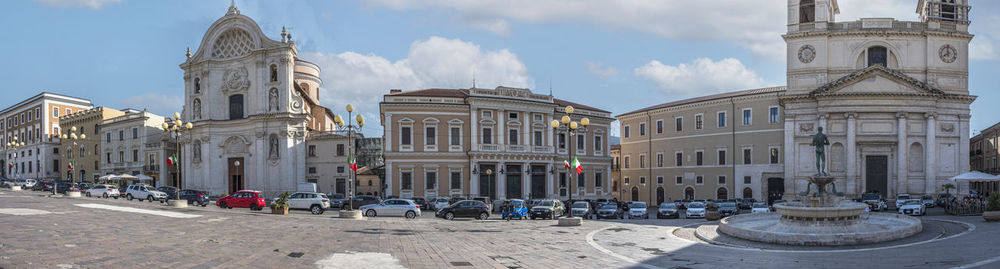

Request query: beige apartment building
[
  {"left": 380, "top": 86, "right": 614, "bottom": 201},
  {"left": 971, "top": 122, "right": 999, "bottom": 174},
  {"left": 617, "top": 87, "right": 786, "bottom": 205},
  {"left": 59, "top": 107, "right": 125, "bottom": 182},
  {"left": 2, "top": 92, "right": 93, "bottom": 180},
  {"left": 305, "top": 131, "right": 352, "bottom": 194},
  {"left": 99, "top": 109, "right": 168, "bottom": 184}
]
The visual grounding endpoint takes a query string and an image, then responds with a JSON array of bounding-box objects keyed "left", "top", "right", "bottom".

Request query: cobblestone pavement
[{"left": 1, "top": 189, "right": 999, "bottom": 269}]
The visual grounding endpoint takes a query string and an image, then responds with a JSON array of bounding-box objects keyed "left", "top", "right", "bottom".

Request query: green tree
[{"left": 942, "top": 183, "right": 956, "bottom": 195}]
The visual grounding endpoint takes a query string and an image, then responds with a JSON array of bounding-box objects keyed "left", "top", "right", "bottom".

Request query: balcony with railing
[
  {"left": 506, "top": 145, "right": 528, "bottom": 153},
  {"left": 532, "top": 145, "right": 553, "bottom": 153},
  {"left": 479, "top": 144, "right": 501, "bottom": 152}
]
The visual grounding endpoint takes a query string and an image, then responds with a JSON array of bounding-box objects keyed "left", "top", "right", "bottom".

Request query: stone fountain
[{"left": 717, "top": 127, "right": 922, "bottom": 246}]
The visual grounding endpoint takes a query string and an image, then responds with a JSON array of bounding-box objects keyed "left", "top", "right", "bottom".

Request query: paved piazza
[{"left": 0, "top": 189, "right": 998, "bottom": 269}]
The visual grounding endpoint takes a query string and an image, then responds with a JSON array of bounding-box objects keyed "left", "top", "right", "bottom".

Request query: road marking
[
  {"left": 0, "top": 208, "right": 52, "bottom": 215},
  {"left": 74, "top": 203, "right": 201, "bottom": 219},
  {"left": 197, "top": 217, "right": 229, "bottom": 223},
  {"left": 585, "top": 225, "right": 665, "bottom": 269},
  {"left": 315, "top": 252, "right": 405, "bottom": 269},
  {"left": 951, "top": 256, "right": 1000, "bottom": 269}
]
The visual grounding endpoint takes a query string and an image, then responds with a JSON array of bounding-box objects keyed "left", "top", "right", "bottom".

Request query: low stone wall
[{"left": 718, "top": 212, "right": 922, "bottom": 246}]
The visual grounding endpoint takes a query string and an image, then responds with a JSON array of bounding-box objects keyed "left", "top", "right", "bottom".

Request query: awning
[
  {"left": 136, "top": 174, "right": 154, "bottom": 181},
  {"left": 949, "top": 171, "right": 1000, "bottom": 182},
  {"left": 117, "top": 174, "right": 139, "bottom": 180}
]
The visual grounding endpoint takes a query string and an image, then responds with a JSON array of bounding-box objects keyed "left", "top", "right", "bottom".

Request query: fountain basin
[
  {"left": 775, "top": 202, "right": 867, "bottom": 222},
  {"left": 718, "top": 212, "right": 922, "bottom": 246}
]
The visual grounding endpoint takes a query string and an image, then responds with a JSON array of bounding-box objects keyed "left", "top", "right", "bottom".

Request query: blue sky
[{"left": 2, "top": 0, "right": 999, "bottom": 137}]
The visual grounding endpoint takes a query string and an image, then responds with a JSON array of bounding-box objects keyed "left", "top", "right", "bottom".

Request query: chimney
[{"left": 389, "top": 89, "right": 402, "bottom": 94}]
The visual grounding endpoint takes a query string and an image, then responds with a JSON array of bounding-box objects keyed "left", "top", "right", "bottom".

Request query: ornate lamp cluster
[
  {"left": 334, "top": 104, "right": 365, "bottom": 210},
  {"left": 162, "top": 112, "right": 193, "bottom": 199},
  {"left": 60, "top": 126, "right": 86, "bottom": 186},
  {"left": 549, "top": 106, "right": 590, "bottom": 204}
]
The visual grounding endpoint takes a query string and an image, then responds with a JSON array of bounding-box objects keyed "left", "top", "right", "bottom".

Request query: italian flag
[
  {"left": 349, "top": 154, "right": 358, "bottom": 172},
  {"left": 573, "top": 157, "right": 583, "bottom": 174},
  {"left": 67, "top": 161, "right": 75, "bottom": 170},
  {"left": 564, "top": 160, "right": 571, "bottom": 169},
  {"left": 166, "top": 155, "right": 178, "bottom": 166},
  {"left": 6, "top": 163, "right": 11, "bottom": 169}
]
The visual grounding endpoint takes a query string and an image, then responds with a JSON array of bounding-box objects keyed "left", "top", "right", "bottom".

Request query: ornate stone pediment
[
  {"left": 220, "top": 135, "right": 252, "bottom": 155},
  {"left": 810, "top": 65, "right": 945, "bottom": 97}
]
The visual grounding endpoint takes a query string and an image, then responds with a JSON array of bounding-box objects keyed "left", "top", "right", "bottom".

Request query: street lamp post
[
  {"left": 550, "top": 106, "right": 590, "bottom": 205},
  {"left": 162, "top": 113, "right": 193, "bottom": 205},
  {"left": 6, "top": 137, "right": 26, "bottom": 182},
  {"left": 333, "top": 104, "right": 365, "bottom": 211},
  {"left": 60, "top": 127, "right": 86, "bottom": 195}
]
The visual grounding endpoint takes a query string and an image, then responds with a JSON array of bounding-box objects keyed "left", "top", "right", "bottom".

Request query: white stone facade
[
  {"left": 179, "top": 5, "right": 320, "bottom": 197},
  {"left": 99, "top": 109, "right": 166, "bottom": 181},
  {"left": 781, "top": 0, "right": 975, "bottom": 199}
]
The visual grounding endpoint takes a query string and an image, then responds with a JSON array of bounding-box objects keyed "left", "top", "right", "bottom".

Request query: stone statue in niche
[
  {"left": 269, "top": 135, "right": 279, "bottom": 159},
  {"left": 193, "top": 140, "right": 202, "bottom": 162},
  {"left": 269, "top": 88, "right": 279, "bottom": 112},
  {"left": 193, "top": 99, "right": 202, "bottom": 119}
]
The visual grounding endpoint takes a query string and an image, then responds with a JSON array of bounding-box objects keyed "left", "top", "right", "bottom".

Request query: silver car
[{"left": 360, "top": 198, "right": 422, "bottom": 219}]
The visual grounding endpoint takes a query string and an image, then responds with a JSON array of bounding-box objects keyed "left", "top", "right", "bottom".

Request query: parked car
[
  {"left": 751, "top": 202, "right": 770, "bottom": 213},
  {"left": 450, "top": 196, "right": 469, "bottom": 205},
  {"left": 627, "top": 202, "right": 649, "bottom": 219},
  {"left": 472, "top": 196, "right": 493, "bottom": 212},
  {"left": 286, "top": 192, "right": 331, "bottom": 214},
  {"left": 351, "top": 195, "right": 382, "bottom": 209},
  {"left": 432, "top": 197, "right": 451, "bottom": 210},
  {"left": 32, "top": 181, "right": 50, "bottom": 191},
  {"left": 216, "top": 190, "right": 266, "bottom": 211},
  {"left": 359, "top": 198, "right": 420, "bottom": 218},
  {"left": 895, "top": 193, "right": 911, "bottom": 209},
  {"left": 501, "top": 199, "right": 529, "bottom": 220},
  {"left": 19, "top": 179, "right": 38, "bottom": 189},
  {"left": 326, "top": 193, "right": 347, "bottom": 208},
  {"left": 596, "top": 203, "right": 624, "bottom": 219},
  {"left": 86, "top": 184, "right": 120, "bottom": 198},
  {"left": 436, "top": 200, "right": 490, "bottom": 220},
  {"left": 657, "top": 202, "right": 680, "bottom": 219},
  {"left": 157, "top": 186, "right": 179, "bottom": 200},
  {"left": 412, "top": 197, "right": 429, "bottom": 211},
  {"left": 77, "top": 182, "right": 93, "bottom": 192},
  {"left": 686, "top": 202, "right": 707, "bottom": 218},
  {"left": 898, "top": 199, "right": 926, "bottom": 216},
  {"left": 529, "top": 199, "right": 565, "bottom": 220},
  {"left": 125, "top": 184, "right": 168, "bottom": 202},
  {"left": 862, "top": 193, "right": 888, "bottom": 211},
  {"left": 55, "top": 182, "right": 80, "bottom": 194},
  {"left": 179, "top": 189, "right": 210, "bottom": 206},
  {"left": 920, "top": 195, "right": 935, "bottom": 208},
  {"left": 718, "top": 202, "right": 739, "bottom": 217},
  {"left": 570, "top": 201, "right": 593, "bottom": 219}
]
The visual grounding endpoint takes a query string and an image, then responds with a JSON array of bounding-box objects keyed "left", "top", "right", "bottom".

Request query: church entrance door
[
  {"left": 228, "top": 157, "right": 245, "bottom": 194},
  {"left": 865, "top": 155, "right": 889, "bottom": 197}
]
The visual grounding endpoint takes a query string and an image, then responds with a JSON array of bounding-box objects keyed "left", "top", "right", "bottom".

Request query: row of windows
[
  {"left": 307, "top": 144, "right": 347, "bottom": 157},
  {"left": 626, "top": 175, "right": 753, "bottom": 186},
  {"left": 622, "top": 148, "right": 780, "bottom": 168},
  {"left": 400, "top": 171, "right": 606, "bottom": 190},
  {"left": 105, "top": 127, "right": 141, "bottom": 142},
  {"left": 4, "top": 108, "right": 43, "bottom": 129},
  {"left": 624, "top": 107, "right": 780, "bottom": 138},
  {"left": 398, "top": 126, "right": 604, "bottom": 152},
  {"left": 104, "top": 149, "right": 142, "bottom": 164}
]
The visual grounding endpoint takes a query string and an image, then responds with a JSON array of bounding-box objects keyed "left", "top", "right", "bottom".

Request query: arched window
[
  {"left": 269, "top": 64, "right": 278, "bottom": 82},
  {"left": 229, "top": 94, "right": 244, "bottom": 120},
  {"left": 717, "top": 187, "right": 728, "bottom": 200},
  {"left": 868, "top": 46, "right": 888, "bottom": 67},
  {"left": 799, "top": 0, "right": 815, "bottom": 23},
  {"left": 743, "top": 187, "right": 753, "bottom": 199},
  {"left": 194, "top": 78, "right": 201, "bottom": 94},
  {"left": 368, "top": 180, "right": 372, "bottom": 186}
]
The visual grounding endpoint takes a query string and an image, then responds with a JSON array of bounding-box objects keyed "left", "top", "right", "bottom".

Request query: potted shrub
[
  {"left": 984, "top": 192, "right": 1000, "bottom": 222},
  {"left": 705, "top": 202, "right": 721, "bottom": 221},
  {"left": 271, "top": 191, "right": 290, "bottom": 215}
]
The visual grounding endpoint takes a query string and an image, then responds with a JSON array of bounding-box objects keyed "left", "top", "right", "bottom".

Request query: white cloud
[
  {"left": 634, "top": 58, "right": 769, "bottom": 97},
  {"left": 119, "top": 93, "right": 183, "bottom": 116},
  {"left": 300, "top": 36, "right": 532, "bottom": 133},
  {"left": 365, "top": 0, "right": 943, "bottom": 60},
  {"left": 463, "top": 17, "right": 511, "bottom": 36},
  {"left": 970, "top": 15, "right": 1000, "bottom": 61},
  {"left": 585, "top": 61, "right": 618, "bottom": 79},
  {"left": 34, "top": 0, "right": 122, "bottom": 10}
]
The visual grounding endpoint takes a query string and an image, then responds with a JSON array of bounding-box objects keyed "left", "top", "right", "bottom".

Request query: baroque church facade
[
  {"left": 179, "top": 4, "right": 335, "bottom": 197},
  {"left": 780, "top": 0, "right": 975, "bottom": 199}
]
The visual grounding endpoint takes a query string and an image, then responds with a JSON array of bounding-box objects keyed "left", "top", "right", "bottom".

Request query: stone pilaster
[
  {"left": 845, "top": 113, "right": 857, "bottom": 195},
  {"left": 925, "top": 113, "right": 936, "bottom": 195},
  {"left": 897, "top": 112, "right": 908, "bottom": 195}
]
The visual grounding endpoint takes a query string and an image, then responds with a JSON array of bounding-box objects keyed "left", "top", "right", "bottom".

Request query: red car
[{"left": 216, "top": 190, "right": 266, "bottom": 211}]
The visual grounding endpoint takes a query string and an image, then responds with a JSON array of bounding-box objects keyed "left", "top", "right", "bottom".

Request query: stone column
[
  {"left": 497, "top": 109, "right": 505, "bottom": 147},
  {"left": 897, "top": 112, "right": 908, "bottom": 195},
  {"left": 547, "top": 163, "right": 554, "bottom": 198},
  {"left": 959, "top": 115, "right": 971, "bottom": 173},
  {"left": 471, "top": 108, "right": 478, "bottom": 151},
  {"left": 925, "top": 113, "right": 936, "bottom": 195},
  {"left": 846, "top": 113, "right": 857, "bottom": 195},
  {"left": 523, "top": 162, "right": 531, "bottom": 199}
]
